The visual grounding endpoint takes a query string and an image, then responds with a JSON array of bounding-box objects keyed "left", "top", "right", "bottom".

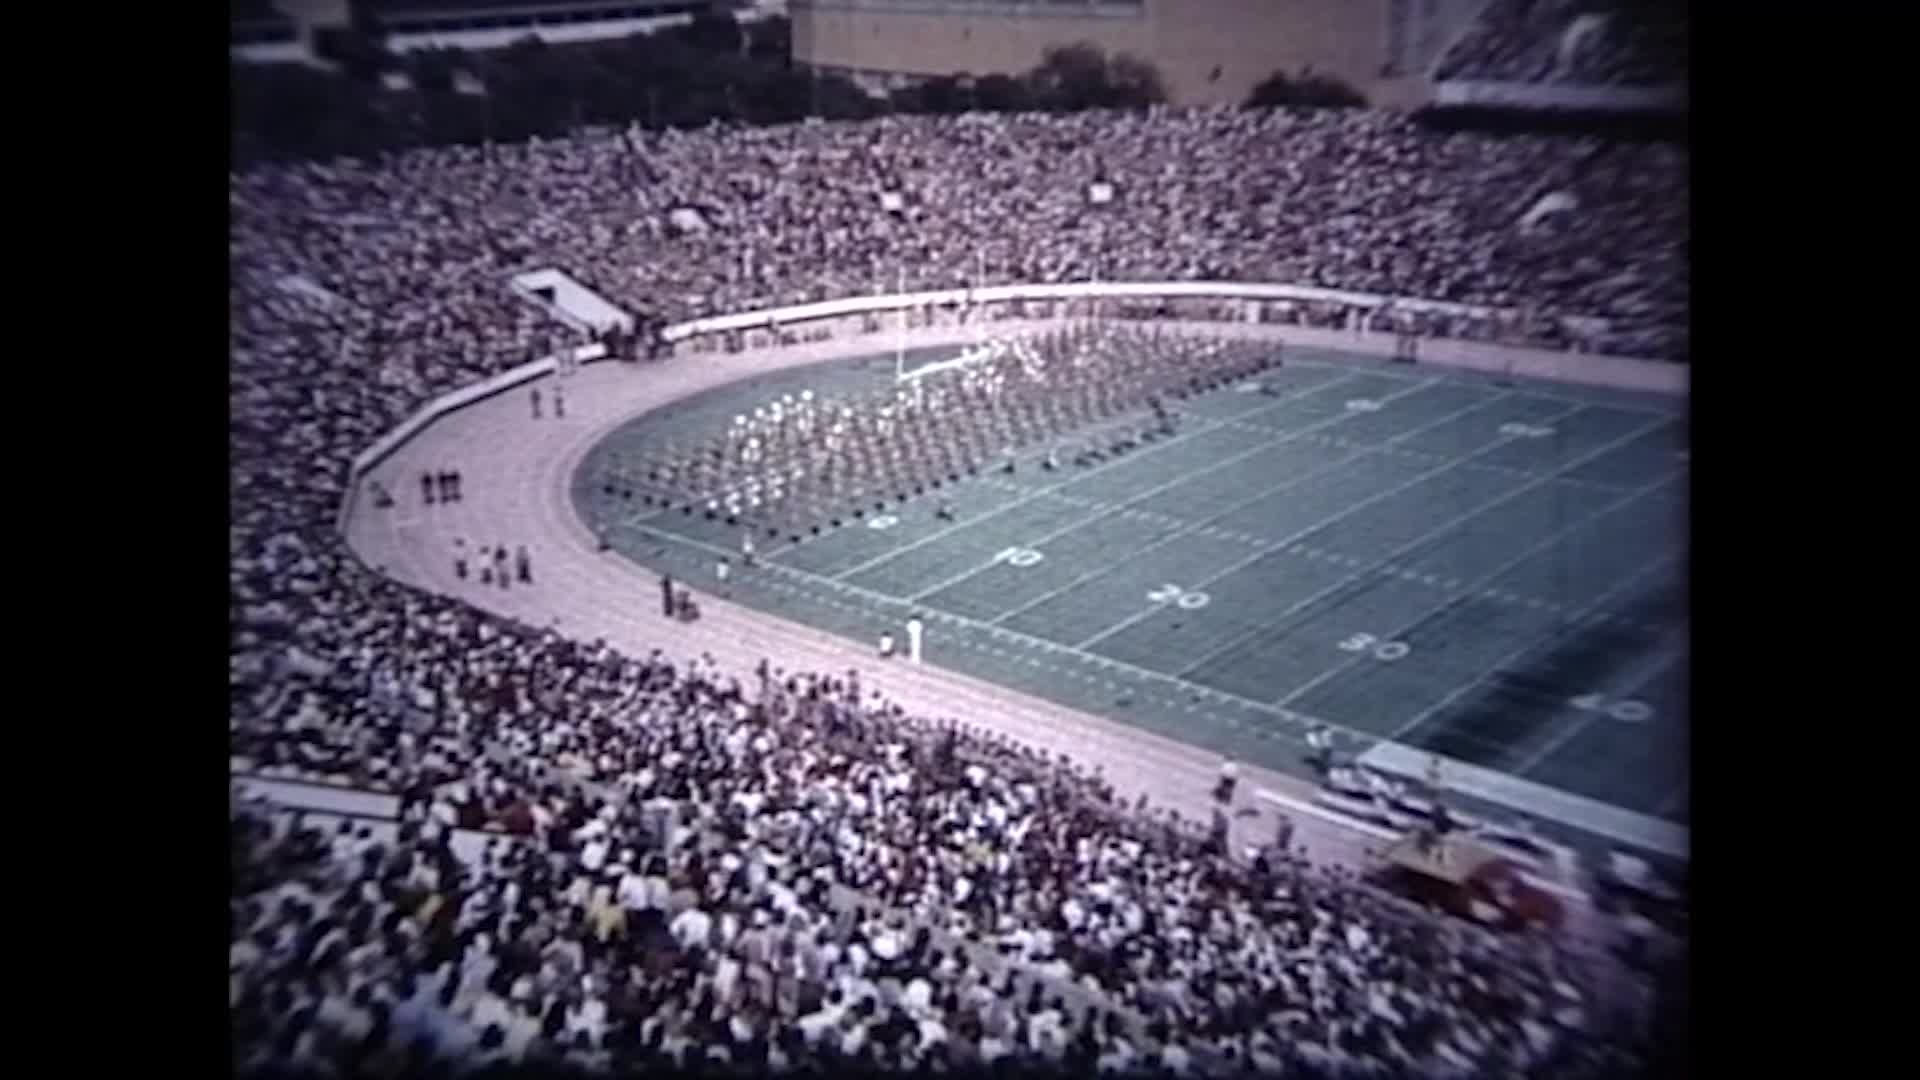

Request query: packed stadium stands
[
  {"left": 232, "top": 110, "right": 1687, "bottom": 361},
  {"left": 229, "top": 38, "right": 1687, "bottom": 1069},
  {"left": 1433, "top": 1, "right": 1689, "bottom": 88}
]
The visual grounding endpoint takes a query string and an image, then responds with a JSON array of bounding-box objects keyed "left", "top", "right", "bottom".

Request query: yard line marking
[
  {"left": 1511, "top": 628, "right": 1688, "bottom": 775},
  {"left": 1164, "top": 404, "right": 1606, "bottom": 679},
  {"left": 645, "top": 511, "right": 1296, "bottom": 716},
  {"left": 829, "top": 370, "right": 1377, "bottom": 584},
  {"left": 610, "top": 420, "right": 1663, "bottom": 769},
  {"left": 976, "top": 377, "right": 1484, "bottom": 626},
  {"left": 1369, "top": 511, "right": 1685, "bottom": 754},
  {"left": 1080, "top": 395, "right": 1589, "bottom": 664},
  {"left": 1272, "top": 423, "right": 1678, "bottom": 709},
  {"left": 1221, "top": 402, "right": 1649, "bottom": 496}
]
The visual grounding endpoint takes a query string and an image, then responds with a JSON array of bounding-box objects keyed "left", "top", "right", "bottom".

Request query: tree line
[{"left": 232, "top": 14, "right": 1367, "bottom": 167}]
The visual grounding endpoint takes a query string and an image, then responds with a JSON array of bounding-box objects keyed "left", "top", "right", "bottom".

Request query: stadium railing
[{"left": 334, "top": 279, "right": 1686, "bottom": 540}]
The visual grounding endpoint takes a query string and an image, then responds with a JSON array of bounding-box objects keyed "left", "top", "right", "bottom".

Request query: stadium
[{"left": 232, "top": 3, "right": 1689, "bottom": 1077}]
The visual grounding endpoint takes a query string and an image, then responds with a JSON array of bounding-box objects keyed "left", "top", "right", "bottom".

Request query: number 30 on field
[{"left": 1338, "top": 632, "right": 1410, "bottom": 660}]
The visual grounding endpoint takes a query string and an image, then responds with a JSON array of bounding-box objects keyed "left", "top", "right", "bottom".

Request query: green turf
[{"left": 572, "top": 343, "right": 1690, "bottom": 835}]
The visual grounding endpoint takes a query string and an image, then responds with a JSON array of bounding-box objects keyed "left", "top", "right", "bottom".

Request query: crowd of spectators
[
  {"left": 233, "top": 645, "right": 1641, "bottom": 1077},
  {"left": 232, "top": 107, "right": 1687, "bottom": 361},
  {"left": 1433, "top": 1, "right": 1689, "bottom": 88},
  {"left": 230, "top": 101, "right": 1685, "bottom": 1076}
]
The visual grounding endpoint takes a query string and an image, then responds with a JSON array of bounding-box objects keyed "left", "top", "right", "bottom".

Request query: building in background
[
  {"left": 790, "top": 0, "right": 1491, "bottom": 108},
  {"left": 791, "top": 0, "right": 1685, "bottom": 113}
]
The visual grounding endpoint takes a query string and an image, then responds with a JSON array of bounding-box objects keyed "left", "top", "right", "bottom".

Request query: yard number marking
[
  {"left": 995, "top": 547, "right": 1045, "bottom": 568},
  {"left": 1148, "top": 583, "right": 1211, "bottom": 610},
  {"left": 1338, "top": 632, "right": 1411, "bottom": 661},
  {"left": 1499, "top": 423, "right": 1556, "bottom": 439},
  {"left": 1345, "top": 398, "right": 1384, "bottom": 413},
  {"left": 868, "top": 515, "right": 900, "bottom": 530},
  {"left": 1569, "top": 693, "right": 1653, "bottom": 723}
]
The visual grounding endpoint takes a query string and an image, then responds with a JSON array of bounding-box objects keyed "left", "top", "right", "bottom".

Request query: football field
[{"left": 574, "top": 343, "right": 1689, "bottom": 856}]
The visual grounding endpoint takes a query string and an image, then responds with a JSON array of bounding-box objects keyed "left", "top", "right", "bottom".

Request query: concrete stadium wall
[{"left": 337, "top": 278, "right": 1681, "bottom": 538}]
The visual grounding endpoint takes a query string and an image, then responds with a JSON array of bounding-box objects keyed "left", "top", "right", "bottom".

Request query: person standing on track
[
  {"left": 554, "top": 386, "right": 566, "bottom": 419},
  {"left": 516, "top": 545, "right": 532, "bottom": 584},
  {"left": 453, "top": 539, "right": 468, "bottom": 581},
  {"left": 661, "top": 574, "right": 675, "bottom": 617},
  {"left": 1306, "top": 725, "right": 1332, "bottom": 774},
  {"left": 531, "top": 388, "right": 543, "bottom": 420},
  {"left": 421, "top": 471, "right": 435, "bottom": 506},
  {"left": 449, "top": 469, "right": 463, "bottom": 503}
]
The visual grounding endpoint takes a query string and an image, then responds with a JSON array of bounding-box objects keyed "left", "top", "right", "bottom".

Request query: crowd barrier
[{"left": 336, "top": 280, "right": 1685, "bottom": 538}]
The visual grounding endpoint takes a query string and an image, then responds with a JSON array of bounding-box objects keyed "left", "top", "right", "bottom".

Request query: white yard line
[
  {"left": 1271, "top": 418, "right": 1678, "bottom": 709},
  {"left": 1227, "top": 426, "right": 1643, "bottom": 494},
  {"left": 825, "top": 370, "right": 1370, "bottom": 583},
  {"left": 911, "top": 377, "right": 1484, "bottom": 606},
  {"left": 1373, "top": 511, "right": 1684, "bottom": 751},
  {"left": 1511, "top": 629, "right": 1688, "bottom": 776},
  {"left": 1069, "top": 390, "right": 1544, "bottom": 654},
  {"left": 618, "top": 518, "right": 1357, "bottom": 741},
  {"left": 1168, "top": 402, "right": 1615, "bottom": 681}
]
